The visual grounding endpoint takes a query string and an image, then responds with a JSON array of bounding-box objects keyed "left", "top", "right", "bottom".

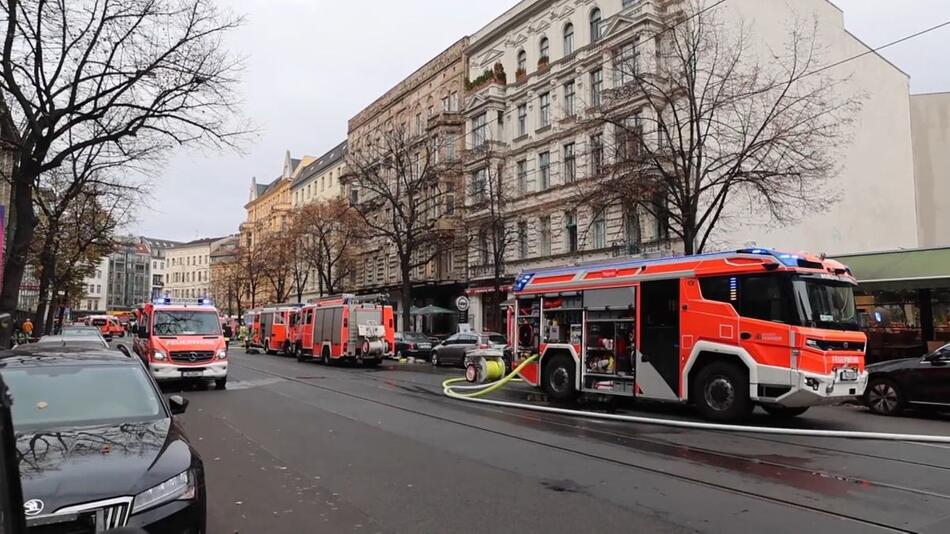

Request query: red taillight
[
  {"left": 409, "top": 343, "right": 416, "bottom": 349},
  {"left": 479, "top": 344, "right": 489, "bottom": 349}
]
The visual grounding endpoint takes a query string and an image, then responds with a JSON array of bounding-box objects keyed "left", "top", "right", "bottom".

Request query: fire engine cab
[
  {"left": 290, "top": 294, "right": 395, "bottom": 367},
  {"left": 509, "top": 249, "right": 868, "bottom": 421},
  {"left": 132, "top": 297, "right": 228, "bottom": 390}
]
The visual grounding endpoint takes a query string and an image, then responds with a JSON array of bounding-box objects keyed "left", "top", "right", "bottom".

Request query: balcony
[{"left": 427, "top": 112, "right": 464, "bottom": 132}]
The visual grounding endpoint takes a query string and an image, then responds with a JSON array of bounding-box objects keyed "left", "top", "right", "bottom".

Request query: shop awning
[
  {"left": 410, "top": 305, "right": 457, "bottom": 316},
  {"left": 834, "top": 247, "right": 950, "bottom": 290}
]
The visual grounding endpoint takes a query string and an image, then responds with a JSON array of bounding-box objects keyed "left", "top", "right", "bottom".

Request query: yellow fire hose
[{"left": 441, "top": 355, "right": 536, "bottom": 398}]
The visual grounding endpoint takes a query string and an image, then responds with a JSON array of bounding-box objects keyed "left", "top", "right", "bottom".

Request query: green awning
[{"left": 834, "top": 247, "right": 950, "bottom": 290}]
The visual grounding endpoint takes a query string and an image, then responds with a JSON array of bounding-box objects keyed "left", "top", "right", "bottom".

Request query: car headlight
[
  {"left": 153, "top": 351, "right": 166, "bottom": 361},
  {"left": 217, "top": 350, "right": 227, "bottom": 359},
  {"left": 132, "top": 470, "right": 196, "bottom": 515}
]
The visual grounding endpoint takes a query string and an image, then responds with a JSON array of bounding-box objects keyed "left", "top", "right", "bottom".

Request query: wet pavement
[{"left": 171, "top": 349, "right": 950, "bottom": 533}]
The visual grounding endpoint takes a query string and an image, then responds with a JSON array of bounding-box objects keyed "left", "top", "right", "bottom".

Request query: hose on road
[{"left": 442, "top": 357, "right": 950, "bottom": 444}]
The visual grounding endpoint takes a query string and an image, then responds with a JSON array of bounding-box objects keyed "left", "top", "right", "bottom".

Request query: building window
[
  {"left": 442, "top": 95, "right": 450, "bottom": 112},
  {"left": 617, "top": 39, "right": 641, "bottom": 86},
  {"left": 471, "top": 168, "right": 487, "bottom": 203},
  {"left": 565, "top": 211, "right": 578, "bottom": 252},
  {"left": 89, "top": 284, "right": 95, "bottom": 294},
  {"left": 472, "top": 112, "right": 487, "bottom": 147},
  {"left": 563, "top": 23, "right": 575, "bottom": 56},
  {"left": 539, "top": 216, "right": 552, "bottom": 256},
  {"left": 563, "top": 81, "right": 576, "bottom": 118},
  {"left": 590, "top": 8, "right": 603, "bottom": 42},
  {"left": 478, "top": 229, "right": 489, "bottom": 265},
  {"left": 446, "top": 193, "right": 455, "bottom": 215},
  {"left": 96, "top": 284, "right": 101, "bottom": 294},
  {"left": 591, "top": 133, "right": 604, "bottom": 175},
  {"left": 450, "top": 92, "right": 459, "bottom": 112},
  {"left": 592, "top": 209, "right": 606, "bottom": 249},
  {"left": 564, "top": 142, "right": 576, "bottom": 182},
  {"left": 539, "top": 152, "right": 550, "bottom": 189},
  {"left": 539, "top": 92, "right": 550, "bottom": 128},
  {"left": 539, "top": 37, "right": 549, "bottom": 61},
  {"left": 515, "top": 159, "right": 528, "bottom": 196},
  {"left": 653, "top": 191, "right": 670, "bottom": 241},
  {"left": 350, "top": 186, "right": 359, "bottom": 205},
  {"left": 625, "top": 207, "right": 641, "bottom": 253},
  {"left": 517, "top": 49, "right": 527, "bottom": 73},
  {"left": 518, "top": 221, "right": 529, "bottom": 259},
  {"left": 590, "top": 69, "right": 603, "bottom": 108},
  {"left": 445, "top": 141, "right": 456, "bottom": 161},
  {"left": 517, "top": 103, "right": 527, "bottom": 137},
  {"left": 415, "top": 112, "right": 423, "bottom": 135}
]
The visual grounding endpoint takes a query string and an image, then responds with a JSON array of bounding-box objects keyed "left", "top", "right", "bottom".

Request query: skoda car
[{"left": 0, "top": 344, "right": 206, "bottom": 532}]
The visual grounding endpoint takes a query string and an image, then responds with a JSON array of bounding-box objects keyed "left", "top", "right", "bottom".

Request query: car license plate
[
  {"left": 838, "top": 368, "right": 858, "bottom": 382},
  {"left": 419, "top": 344, "right": 431, "bottom": 349},
  {"left": 182, "top": 370, "right": 204, "bottom": 378}
]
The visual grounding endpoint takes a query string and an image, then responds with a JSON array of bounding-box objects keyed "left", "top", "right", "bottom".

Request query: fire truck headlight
[
  {"left": 153, "top": 351, "right": 166, "bottom": 361},
  {"left": 217, "top": 350, "right": 227, "bottom": 359}
]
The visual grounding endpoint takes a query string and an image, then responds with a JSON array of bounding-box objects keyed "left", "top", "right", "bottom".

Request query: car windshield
[
  {"left": 3, "top": 364, "right": 163, "bottom": 431},
  {"left": 792, "top": 276, "right": 859, "bottom": 331},
  {"left": 404, "top": 333, "right": 429, "bottom": 341},
  {"left": 480, "top": 334, "right": 507, "bottom": 345},
  {"left": 153, "top": 310, "right": 221, "bottom": 335}
]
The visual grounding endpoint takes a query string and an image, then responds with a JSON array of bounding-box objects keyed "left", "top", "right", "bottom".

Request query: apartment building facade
[
  {"left": 460, "top": 0, "right": 919, "bottom": 330},
  {"left": 78, "top": 257, "right": 110, "bottom": 313},
  {"left": 290, "top": 141, "right": 348, "bottom": 302},
  {"left": 106, "top": 238, "right": 153, "bottom": 311},
  {"left": 345, "top": 38, "right": 469, "bottom": 333},
  {"left": 164, "top": 237, "right": 230, "bottom": 300}
]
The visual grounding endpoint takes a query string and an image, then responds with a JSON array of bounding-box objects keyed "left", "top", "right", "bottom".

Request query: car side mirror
[
  {"left": 116, "top": 344, "right": 132, "bottom": 358},
  {"left": 168, "top": 395, "right": 189, "bottom": 415},
  {"left": 137, "top": 325, "right": 148, "bottom": 338}
]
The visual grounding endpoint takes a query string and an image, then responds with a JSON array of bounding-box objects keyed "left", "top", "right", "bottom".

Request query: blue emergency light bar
[{"left": 151, "top": 297, "right": 215, "bottom": 306}]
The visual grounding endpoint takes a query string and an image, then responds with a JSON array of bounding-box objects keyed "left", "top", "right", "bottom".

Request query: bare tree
[
  {"left": 584, "top": 2, "right": 861, "bottom": 255},
  {"left": 258, "top": 231, "right": 292, "bottom": 304},
  {"left": 30, "top": 144, "right": 144, "bottom": 334},
  {"left": 293, "top": 201, "right": 357, "bottom": 297},
  {"left": 234, "top": 244, "right": 265, "bottom": 309},
  {"left": 345, "top": 126, "right": 456, "bottom": 330},
  {"left": 0, "top": 0, "right": 249, "bottom": 343},
  {"left": 467, "top": 146, "right": 516, "bottom": 331}
]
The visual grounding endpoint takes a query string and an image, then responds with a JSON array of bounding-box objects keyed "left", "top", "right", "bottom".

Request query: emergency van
[
  {"left": 246, "top": 305, "right": 300, "bottom": 355},
  {"left": 290, "top": 294, "right": 395, "bottom": 367},
  {"left": 509, "top": 248, "right": 868, "bottom": 422},
  {"left": 132, "top": 297, "right": 229, "bottom": 389},
  {"left": 84, "top": 315, "right": 122, "bottom": 341}
]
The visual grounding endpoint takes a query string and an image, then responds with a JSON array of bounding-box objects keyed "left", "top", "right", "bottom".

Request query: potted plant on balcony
[
  {"left": 515, "top": 67, "right": 527, "bottom": 82},
  {"left": 537, "top": 55, "right": 550, "bottom": 72}
]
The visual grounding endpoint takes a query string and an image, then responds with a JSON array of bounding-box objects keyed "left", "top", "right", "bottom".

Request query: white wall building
[
  {"left": 910, "top": 92, "right": 950, "bottom": 248},
  {"left": 78, "top": 256, "right": 110, "bottom": 313},
  {"left": 164, "top": 238, "right": 223, "bottom": 300},
  {"left": 461, "top": 0, "right": 920, "bottom": 330}
]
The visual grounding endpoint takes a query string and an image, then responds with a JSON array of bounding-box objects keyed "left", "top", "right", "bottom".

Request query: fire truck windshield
[
  {"left": 153, "top": 311, "right": 221, "bottom": 336},
  {"left": 793, "top": 276, "right": 859, "bottom": 331}
]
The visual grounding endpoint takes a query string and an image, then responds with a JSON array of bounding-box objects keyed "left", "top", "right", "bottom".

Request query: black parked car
[
  {"left": 0, "top": 344, "right": 206, "bottom": 532},
  {"left": 393, "top": 332, "right": 434, "bottom": 360},
  {"left": 431, "top": 332, "right": 510, "bottom": 369},
  {"left": 863, "top": 342, "right": 950, "bottom": 416}
]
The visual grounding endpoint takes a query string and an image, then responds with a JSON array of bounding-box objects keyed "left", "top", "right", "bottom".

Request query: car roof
[
  {"left": 36, "top": 334, "right": 108, "bottom": 345},
  {"left": 0, "top": 344, "right": 135, "bottom": 368}
]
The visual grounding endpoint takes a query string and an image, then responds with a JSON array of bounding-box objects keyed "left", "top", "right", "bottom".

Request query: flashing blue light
[
  {"left": 197, "top": 298, "right": 214, "bottom": 306},
  {"left": 153, "top": 297, "right": 172, "bottom": 305},
  {"left": 777, "top": 253, "right": 801, "bottom": 266}
]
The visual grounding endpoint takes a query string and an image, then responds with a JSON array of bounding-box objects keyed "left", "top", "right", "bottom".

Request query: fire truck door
[{"left": 637, "top": 279, "right": 681, "bottom": 400}]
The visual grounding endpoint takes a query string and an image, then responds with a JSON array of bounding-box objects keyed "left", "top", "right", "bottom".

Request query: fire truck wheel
[
  {"left": 295, "top": 344, "right": 305, "bottom": 362},
  {"left": 214, "top": 377, "right": 227, "bottom": 390},
  {"left": 694, "top": 361, "right": 752, "bottom": 422},
  {"left": 265, "top": 340, "right": 276, "bottom": 356},
  {"left": 322, "top": 347, "right": 331, "bottom": 366},
  {"left": 431, "top": 351, "right": 440, "bottom": 367},
  {"left": 542, "top": 354, "right": 580, "bottom": 403},
  {"left": 761, "top": 405, "right": 810, "bottom": 418}
]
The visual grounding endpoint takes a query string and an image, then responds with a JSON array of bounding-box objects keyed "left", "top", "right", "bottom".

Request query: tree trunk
[
  {"left": 400, "top": 262, "right": 412, "bottom": 334},
  {"left": 32, "top": 244, "right": 58, "bottom": 335},
  {"left": 0, "top": 161, "right": 38, "bottom": 346},
  {"left": 44, "top": 295, "right": 58, "bottom": 336}
]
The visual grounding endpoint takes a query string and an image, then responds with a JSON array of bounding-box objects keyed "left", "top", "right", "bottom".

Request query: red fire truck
[
  {"left": 246, "top": 305, "right": 300, "bottom": 355},
  {"left": 509, "top": 248, "right": 868, "bottom": 421},
  {"left": 290, "top": 294, "right": 395, "bottom": 367},
  {"left": 132, "top": 297, "right": 228, "bottom": 389}
]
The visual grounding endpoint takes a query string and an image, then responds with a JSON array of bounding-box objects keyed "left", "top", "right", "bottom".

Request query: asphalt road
[{"left": 169, "top": 349, "right": 950, "bottom": 534}]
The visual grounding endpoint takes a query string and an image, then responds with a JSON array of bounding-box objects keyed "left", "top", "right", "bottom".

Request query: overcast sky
[{"left": 128, "top": 0, "right": 950, "bottom": 242}]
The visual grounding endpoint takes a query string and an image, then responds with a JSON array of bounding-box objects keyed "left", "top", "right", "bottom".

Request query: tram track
[{"left": 231, "top": 357, "right": 931, "bottom": 533}]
